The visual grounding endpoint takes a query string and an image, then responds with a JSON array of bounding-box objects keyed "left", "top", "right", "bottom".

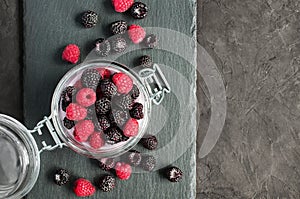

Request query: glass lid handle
[
  {"left": 28, "top": 114, "right": 66, "bottom": 153},
  {"left": 138, "top": 64, "right": 171, "bottom": 105}
]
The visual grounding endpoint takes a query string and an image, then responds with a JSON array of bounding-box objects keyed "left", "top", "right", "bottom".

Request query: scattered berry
[
  {"left": 128, "top": 24, "right": 146, "bottom": 44},
  {"left": 76, "top": 88, "right": 96, "bottom": 107},
  {"left": 141, "top": 155, "right": 156, "bottom": 171},
  {"left": 97, "top": 115, "right": 111, "bottom": 131},
  {"left": 62, "top": 44, "right": 80, "bottom": 64},
  {"left": 140, "top": 135, "right": 158, "bottom": 150},
  {"left": 130, "top": 2, "right": 148, "bottom": 19},
  {"left": 95, "top": 39, "right": 111, "bottom": 57},
  {"left": 115, "top": 162, "right": 132, "bottom": 180},
  {"left": 99, "top": 158, "right": 116, "bottom": 171},
  {"left": 63, "top": 117, "right": 75, "bottom": 129},
  {"left": 81, "top": 69, "right": 101, "bottom": 90},
  {"left": 95, "top": 98, "right": 111, "bottom": 114},
  {"left": 111, "top": 20, "right": 128, "bottom": 35},
  {"left": 89, "top": 132, "right": 105, "bottom": 149},
  {"left": 54, "top": 169, "right": 70, "bottom": 186},
  {"left": 73, "top": 178, "right": 96, "bottom": 197},
  {"left": 110, "top": 109, "right": 128, "bottom": 126},
  {"left": 139, "top": 55, "right": 153, "bottom": 67},
  {"left": 129, "top": 102, "right": 144, "bottom": 119},
  {"left": 123, "top": 118, "right": 139, "bottom": 137},
  {"left": 98, "top": 175, "right": 116, "bottom": 192},
  {"left": 130, "top": 84, "right": 140, "bottom": 100},
  {"left": 97, "top": 68, "right": 111, "bottom": 79},
  {"left": 66, "top": 103, "right": 87, "bottom": 121},
  {"left": 74, "top": 120, "right": 94, "bottom": 142},
  {"left": 99, "top": 80, "right": 117, "bottom": 98},
  {"left": 112, "top": 73, "right": 133, "bottom": 94},
  {"left": 104, "top": 127, "right": 128, "bottom": 144},
  {"left": 112, "top": 0, "right": 134, "bottom": 12},
  {"left": 166, "top": 167, "right": 183, "bottom": 182},
  {"left": 111, "top": 36, "right": 127, "bottom": 53},
  {"left": 61, "top": 86, "right": 76, "bottom": 111},
  {"left": 144, "top": 34, "right": 158, "bottom": 48},
  {"left": 125, "top": 150, "right": 141, "bottom": 166},
  {"left": 81, "top": 10, "right": 98, "bottom": 28},
  {"left": 113, "top": 94, "right": 133, "bottom": 110}
]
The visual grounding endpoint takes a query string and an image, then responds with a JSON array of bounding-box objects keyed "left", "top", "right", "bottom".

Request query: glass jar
[{"left": 0, "top": 59, "right": 170, "bottom": 199}]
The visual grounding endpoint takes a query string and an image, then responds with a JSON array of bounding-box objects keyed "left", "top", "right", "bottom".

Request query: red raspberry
[
  {"left": 115, "top": 162, "right": 132, "bottom": 180},
  {"left": 112, "top": 73, "right": 133, "bottom": 94},
  {"left": 97, "top": 68, "right": 111, "bottom": 79},
  {"left": 76, "top": 88, "right": 96, "bottom": 107},
  {"left": 66, "top": 103, "right": 87, "bottom": 121},
  {"left": 128, "top": 24, "right": 146, "bottom": 44},
  {"left": 62, "top": 44, "right": 80, "bottom": 64},
  {"left": 74, "top": 80, "right": 83, "bottom": 89},
  {"left": 112, "top": 0, "right": 134, "bottom": 12},
  {"left": 123, "top": 118, "right": 139, "bottom": 137},
  {"left": 73, "top": 178, "right": 96, "bottom": 197},
  {"left": 89, "top": 132, "right": 105, "bottom": 149},
  {"left": 74, "top": 120, "right": 94, "bottom": 142}
]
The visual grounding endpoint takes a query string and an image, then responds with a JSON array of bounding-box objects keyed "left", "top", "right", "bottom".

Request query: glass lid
[{"left": 0, "top": 114, "right": 40, "bottom": 199}]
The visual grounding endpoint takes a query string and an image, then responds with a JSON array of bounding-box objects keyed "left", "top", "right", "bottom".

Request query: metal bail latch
[
  {"left": 138, "top": 64, "right": 171, "bottom": 105},
  {"left": 28, "top": 114, "right": 66, "bottom": 153}
]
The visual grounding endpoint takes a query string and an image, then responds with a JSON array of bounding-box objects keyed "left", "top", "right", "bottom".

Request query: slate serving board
[{"left": 23, "top": 0, "right": 196, "bottom": 198}]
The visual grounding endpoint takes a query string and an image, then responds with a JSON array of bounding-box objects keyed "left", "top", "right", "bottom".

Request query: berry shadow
[
  {"left": 53, "top": 46, "right": 67, "bottom": 65},
  {"left": 75, "top": 12, "right": 83, "bottom": 28},
  {"left": 158, "top": 167, "right": 168, "bottom": 180}
]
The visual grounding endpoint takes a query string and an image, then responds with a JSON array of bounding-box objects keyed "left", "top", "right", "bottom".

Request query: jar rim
[
  {"left": 51, "top": 60, "right": 151, "bottom": 159},
  {"left": 0, "top": 114, "right": 40, "bottom": 199}
]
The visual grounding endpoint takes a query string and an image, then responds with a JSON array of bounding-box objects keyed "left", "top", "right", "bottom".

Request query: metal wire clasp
[
  {"left": 138, "top": 64, "right": 171, "bottom": 105},
  {"left": 28, "top": 114, "right": 66, "bottom": 153}
]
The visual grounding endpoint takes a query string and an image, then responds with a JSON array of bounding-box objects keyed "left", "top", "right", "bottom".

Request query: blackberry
[
  {"left": 130, "top": 2, "right": 148, "bottom": 19},
  {"left": 166, "top": 167, "right": 183, "bottom": 182},
  {"left": 99, "top": 80, "right": 117, "bottom": 98},
  {"left": 125, "top": 150, "right": 141, "bottom": 166},
  {"left": 81, "top": 10, "right": 98, "bottom": 28},
  {"left": 99, "top": 158, "right": 116, "bottom": 171},
  {"left": 140, "top": 135, "right": 158, "bottom": 150},
  {"left": 98, "top": 175, "right": 116, "bottom": 192},
  {"left": 144, "top": 34, "right": 158, "bottom": 48},
  {"left": 95, "top": 39, "right": 111, "bottom": 57},
  {"left": 81, "top": 69, "right": 101, "bottom": 90},
  {"left": 130, "top": 84, "right": 140, "bottom": 100},
  {"left": 95, "top": 98, "right": 111, "bottom": 115},
  {"left": 111, "top": 20, "right": 127, "bottom": 35},
  {"left": 63, "top": 117, "right": 75, "bottom": 129},
  {"left": 129, "top": 102, "right": 144, "bottom": 120},
  {"left": 113, "top": 94, "right": 133, "bottom": 110},
  {"left": 139, "top": 55, "right": 153, "bottom": 67},
  {"left": 54, "top": 169, "right": 70, "bottom": 186},
  {"left": 107, "top": 110, "right": 115, "bottom": 124},
  {"left": 97, "top": 115, "right": 111, "bottom": 131},
  {"left": 141, "top": 155, "right": 156, "bottom": 171},
  {"left": 111, "top": 36, "right": 127, "bottom": 53},
  {"left": 104, "top": 127, "right": 128, "bottom": 144},
  {"left": 95, "top": 38, "right": 104, "bottom": 47},
  {"left": 111, "top": 109, "right": 128, "bottom": 127},
  {"left": 61, "top": 86, "right": 76, "bottom": 111}
]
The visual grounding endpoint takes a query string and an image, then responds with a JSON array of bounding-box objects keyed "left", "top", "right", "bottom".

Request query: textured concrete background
[
  {"left": 1, "top": 0, "right": 300, "bottom": 198},
  {"left": 197, "top": 0, "right": 300, "bottom": 198}
]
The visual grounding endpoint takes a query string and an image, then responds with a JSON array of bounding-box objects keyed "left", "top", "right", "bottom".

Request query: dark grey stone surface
[
  {"left": 0, "top": 0, "right": 22, "bottom": 121},
  {"left": 197, "top": 0, "right": 300, "bottom": 198},
  {"left": 22, "top": 0, "right": 196, "bottom": 199}
]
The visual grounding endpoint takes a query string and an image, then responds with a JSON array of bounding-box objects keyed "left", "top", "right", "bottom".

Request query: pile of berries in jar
[{"left": 60, "top": 66, "right": 144, "bottom": 150}]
